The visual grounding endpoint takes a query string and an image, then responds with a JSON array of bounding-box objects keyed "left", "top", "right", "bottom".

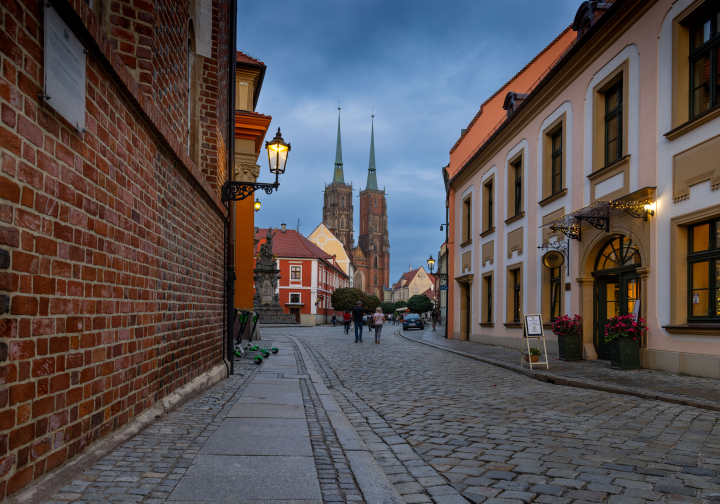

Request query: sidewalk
[
  {"left": 401, "top": 326, "right": 720, "bottom": 413},
  {"left": 29, "top": 335, "right": 403, "bottom": 504}
]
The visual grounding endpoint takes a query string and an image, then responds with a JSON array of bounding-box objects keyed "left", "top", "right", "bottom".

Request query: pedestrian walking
[
  {"left": 343, "top": 311, "right": 351, "bottom": 334},
  {"left": 352, "top": 301, "right": 365, "bottom": 343},
  {"left": 331, "top": 314, "right": 336, "bottom": 327},
  {"left": 373, "top": 307, "right": 385, "bottom": 344}
]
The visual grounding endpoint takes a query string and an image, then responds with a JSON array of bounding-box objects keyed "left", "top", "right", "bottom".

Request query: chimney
[{"left": 281, "top": 223, "right": 287, "bottom": 233}]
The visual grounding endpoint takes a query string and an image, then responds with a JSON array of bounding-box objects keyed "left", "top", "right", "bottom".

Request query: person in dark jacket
[{"left": 352, "top": 301, "right": 365, "bottom": 343}]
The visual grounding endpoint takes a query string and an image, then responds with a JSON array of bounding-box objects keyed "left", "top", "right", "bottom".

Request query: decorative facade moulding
[{"left": 235, "top": 163, "right": 261, "bottom": 183}]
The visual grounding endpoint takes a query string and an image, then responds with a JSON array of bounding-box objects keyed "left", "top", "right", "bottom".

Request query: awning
[{"left": 540, "top": 187, "right": 656, "bottom": 241}]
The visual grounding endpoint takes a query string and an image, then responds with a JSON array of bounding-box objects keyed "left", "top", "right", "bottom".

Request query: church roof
[{"left": 255, "top": 228, "right": 348, "bottom": 278}]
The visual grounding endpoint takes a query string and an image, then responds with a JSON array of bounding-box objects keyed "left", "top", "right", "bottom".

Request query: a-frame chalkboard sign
[{"left": 521, "top": 312, "right": 549, "bottom": 370}]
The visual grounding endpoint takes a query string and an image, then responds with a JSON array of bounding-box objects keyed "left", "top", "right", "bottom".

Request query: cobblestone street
[
  {"left": 32, "top": 325, "right": 720, "bottom": 504},
  {"left": 292, "top": 325, "right": 720, "bottom": 504}
]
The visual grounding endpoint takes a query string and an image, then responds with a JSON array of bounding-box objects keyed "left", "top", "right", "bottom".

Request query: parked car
[{"left": 403, "top": 313, "right": 424, "bottom": 330}]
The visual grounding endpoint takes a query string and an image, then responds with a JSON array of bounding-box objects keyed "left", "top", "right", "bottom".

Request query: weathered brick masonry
[{"left": 0, "top": 0, "right": 232, "bottom": 499}]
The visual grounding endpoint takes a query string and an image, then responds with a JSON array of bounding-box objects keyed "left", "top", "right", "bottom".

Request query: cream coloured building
[
  {"left": 308, "top": 223, "right": 353, "bottom": 276},
  {"left": 391, "top": 267, "right": 436, "bottom": 303},
  {"left": 446, "top": 0, "right": 720, "bottom": 378}
]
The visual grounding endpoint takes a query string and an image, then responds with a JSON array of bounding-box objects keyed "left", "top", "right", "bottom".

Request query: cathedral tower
[
  {"left": 356, "top": 115, "right": 390, "bottom": 298},
  {"left": 322, "top": 108, "right": 354, "bottom": 252}
]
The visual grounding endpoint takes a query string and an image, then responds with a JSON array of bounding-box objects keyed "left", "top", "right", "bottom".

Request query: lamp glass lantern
[
  {"left": 427, "top": 254, "right": 435, "bottom": 273},
  {"left": 266, "top": 127, "right": 290, "bottom": 176},
  {"left": 254, "top": 199, "right": 261, "bottom": 212}
]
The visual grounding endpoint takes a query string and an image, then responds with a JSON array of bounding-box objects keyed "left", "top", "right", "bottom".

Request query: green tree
[
  {"left": 393, "top": 300, "right": 408, "bottom": 311},
  {"left": 407, "top": 294, "right": 434, "bottom": 314},
  {"left": 330, "top": 287, "right": 366, "bottom": 312},
  {"left": 364, "top": 295, "right": 381, "bottom": 313},
  {"left": 380, "top": 302, "right": 395, "bottom": 314}
]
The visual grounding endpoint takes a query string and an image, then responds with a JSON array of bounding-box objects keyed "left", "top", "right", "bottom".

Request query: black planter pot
[
  {"left": 557, "top": 333, "right": 583, "bottom": 361},
  {"left": 608, "top": 338, "right": 641, "bottom": 370}
]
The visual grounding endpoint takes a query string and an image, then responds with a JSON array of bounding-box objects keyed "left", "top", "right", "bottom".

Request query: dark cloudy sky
[{"left": 238, "top": 0, "right": 579, "bottom": 284}]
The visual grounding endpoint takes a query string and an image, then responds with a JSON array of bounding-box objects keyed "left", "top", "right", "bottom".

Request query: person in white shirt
[{"left": 372, "top": 307, "right": 385, "bottom": 344}]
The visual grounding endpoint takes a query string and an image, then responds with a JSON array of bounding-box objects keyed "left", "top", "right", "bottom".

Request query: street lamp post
[
  {"left": 222, "top": 128, "right": 290, "bottom": 375},
  {"left": 222, "top": 128, "right": 291, "bottom": 203}
]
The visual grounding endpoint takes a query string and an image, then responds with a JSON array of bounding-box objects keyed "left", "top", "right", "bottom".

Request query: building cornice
[{"left": 235, "top": 111, "right": 272, "bottom": 155}]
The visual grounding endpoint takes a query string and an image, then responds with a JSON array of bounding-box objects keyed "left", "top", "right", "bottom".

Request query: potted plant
[
  {"left": 524, "top": 347, "right": 542, "bottom": 363},
  {"left": 551, "top": 314, "right": 583, "bottom": 362},
  {"left": 604, "top": 315, "right": 646, "bottom": 370}
]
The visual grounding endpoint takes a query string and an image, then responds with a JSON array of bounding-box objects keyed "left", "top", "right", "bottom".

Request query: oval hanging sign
[{"left": 542, "top": 250, "right": 564, "bottom": 269}]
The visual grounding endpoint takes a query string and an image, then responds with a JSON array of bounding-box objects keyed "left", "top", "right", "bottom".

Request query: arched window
[
  {"left": 374, "top": 256, "right": 378, "bottom": 268},
  {"left": 374, "top": 274, "right": 377, "bottom": 285},
  {"left": 374, "top": 197, "right": 377, "bottom": 208},
  {"left": 341, "top": 196, "right": 345, "bottom": 208},
  {"left": 354, "top": 272, "right": 363, "bottom": 292},
  {"left": 595, "top": 236, "right": 641, "bottom": 271}
]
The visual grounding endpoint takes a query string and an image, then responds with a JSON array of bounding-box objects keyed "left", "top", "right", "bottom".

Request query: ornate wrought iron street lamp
[
  {"left": 221, "top": 127, "right": 291, "bottom": 203},
  {"left": 254, "top": 199, "right": 261, "bottom": 212}
]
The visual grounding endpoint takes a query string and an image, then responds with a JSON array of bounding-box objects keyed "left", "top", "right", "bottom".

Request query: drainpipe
[
  {"left": 444, "top": 168, "right": 450, "bottom": 339},
  {"left": 225, "top": 0, "right": 238, "bottom": 376}
]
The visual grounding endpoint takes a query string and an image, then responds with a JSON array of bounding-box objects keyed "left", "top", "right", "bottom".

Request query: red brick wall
[
  {"left": 0, "top": 0, "right": 232, "bottom": 499},
  {"left": 105, "top": 0, "right": 155, "bottom": 97}
]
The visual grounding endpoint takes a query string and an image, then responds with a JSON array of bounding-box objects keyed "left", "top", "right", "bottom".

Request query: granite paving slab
[
  {"left": 168, "top": 455, "right": 321, "bottom": 501},
  {"left": 234, "top": 392, "right": 304, "bottom": 406},
  {"left": 198, "top": 418, "right": 311, "bottom": 456},
  {"left": 227, "top": 403, "right": 306, "bottom": 418},
  {"left": 243, "top": 382, "right": 302, "bottom": 396}
]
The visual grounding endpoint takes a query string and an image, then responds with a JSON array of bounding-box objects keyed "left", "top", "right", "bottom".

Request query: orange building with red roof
[{"left": 255, "top": 225, "right": 349, "bottom": 325}]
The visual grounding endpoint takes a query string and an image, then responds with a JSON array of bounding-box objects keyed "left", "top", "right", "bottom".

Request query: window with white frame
[{"left": 291, "top": 266, "right": 301, "bottom": 281}]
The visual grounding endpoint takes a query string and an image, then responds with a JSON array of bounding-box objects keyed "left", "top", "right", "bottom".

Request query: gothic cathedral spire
[
  {"left": 366, "top": 114, "right": 378, "bottom": 190},
  {"left": 323, "top": 106, "right": 353, "bottom": 254},
  {"left": 333, "top": 108, "right": 344, "bottom": 184}
]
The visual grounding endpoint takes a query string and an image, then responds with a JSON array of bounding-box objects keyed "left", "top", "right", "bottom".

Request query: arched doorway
[{"left": 593, "top": 235, "right": 641, "bottom": 359}]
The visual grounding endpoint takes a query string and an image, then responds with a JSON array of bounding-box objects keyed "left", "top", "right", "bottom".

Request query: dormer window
[
  {"left": 503, "top": 92, "right": 530, "bottom": 118},
  {"left": 572, "top": 1, "right": 611, "bottom": 40}
]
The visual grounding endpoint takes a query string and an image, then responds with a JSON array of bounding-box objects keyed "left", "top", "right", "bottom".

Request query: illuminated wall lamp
[{"left": 643, "top": 202, "right": 656, "bottom": 219}]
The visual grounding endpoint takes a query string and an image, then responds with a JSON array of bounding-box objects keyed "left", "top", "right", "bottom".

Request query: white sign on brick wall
[{"left": 43, "top": 4, "right": 86, "bottom": 130}]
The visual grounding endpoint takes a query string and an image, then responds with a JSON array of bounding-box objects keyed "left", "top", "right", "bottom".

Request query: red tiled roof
[
  {"left": 421, "top": 288, "right": 436, "bottom": 300},
  {"left": 393, "top": 267, "right": 429, "bottom": 290},
  {"left": 236, "top": 110, "right": 272, "bottom": 120},
  {"left": 255, "top": 228, "right": 348, "bottom": 278},
  {"left": 236, "top": 51, "right": 265, "bottom": 67}
]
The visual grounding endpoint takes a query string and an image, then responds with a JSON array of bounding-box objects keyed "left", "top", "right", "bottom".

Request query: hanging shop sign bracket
[{"left": 538, "top": 239, "right": 569, "bottom": 276}]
